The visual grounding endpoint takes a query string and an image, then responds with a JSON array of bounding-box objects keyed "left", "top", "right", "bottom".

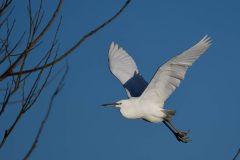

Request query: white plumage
[
  {"left": 104, "top": 35, "right": 211, "bottom": 143},
  {"left": 109, "top": 43, "right": 139, "bottom": 84},
  {"left": 140, "top": 35, "right": 211, "bottom": 104}
]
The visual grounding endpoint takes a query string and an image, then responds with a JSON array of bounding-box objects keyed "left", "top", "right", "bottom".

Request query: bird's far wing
[
  {"left": 108, "top": 42, "right": 148, "bottom": 97},
  {"left": 140, "top": 35, "right": 211, "bottom": 105}
]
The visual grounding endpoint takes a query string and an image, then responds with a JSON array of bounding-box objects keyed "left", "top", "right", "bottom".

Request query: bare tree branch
[
  {"left": 0, "top": 0, "right": 13, "bottom": 17},
  {"left": 6, "top": 0, "right": 132, "bottom": 77},
  {"left": 0, "top": 0, "right": 64, "bottom": 148},
  {"left": 0, "top": 0, "right": 132, "bottom": 158},
  {"left": 22, "top": 64, "right": 68, "bottom": 160},
  {"left": 0, "top": 0, "right": 63, "bottom": 81}
]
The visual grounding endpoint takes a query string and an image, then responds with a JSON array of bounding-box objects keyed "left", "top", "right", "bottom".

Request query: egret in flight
[{"left": 103, "top": 36, "right": 211, "bottom": 143}]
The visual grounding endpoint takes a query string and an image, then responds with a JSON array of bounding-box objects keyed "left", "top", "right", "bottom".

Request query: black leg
[
  {"left": 163, "top": 120, "right": 191, "bottom": 143},
  {"left": 163, "top": 121, "right": 177, "bottom": 135},
  {"left": 167, "top": 120, "right": 190, "bottom": 138}
]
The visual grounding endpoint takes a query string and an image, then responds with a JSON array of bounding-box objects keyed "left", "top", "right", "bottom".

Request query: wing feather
[
  {"left": 140, "top": 35, "right": 211, "bottom": 104},
  {"left": 108, "top": 42, "right": 148, "bottom": 97}
]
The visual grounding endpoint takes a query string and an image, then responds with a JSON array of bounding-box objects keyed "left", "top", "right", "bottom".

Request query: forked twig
[{"left": 7, "top": 0, "right": 132, "bottom": 77}]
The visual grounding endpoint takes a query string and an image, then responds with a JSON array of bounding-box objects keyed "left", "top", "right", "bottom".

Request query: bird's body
[
  {"left": 103, "top": 35, "right": 211, "bottom": 142},
  {"left": 118, "top": 97, "right": 166, "bottom": 123}
]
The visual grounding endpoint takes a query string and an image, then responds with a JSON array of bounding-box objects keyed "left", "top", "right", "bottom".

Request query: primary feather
[
  {"left": 108, "top": 42, "right": 139, "bottom": 84},
  {"left": 140, "top": 36, "right": 211, "bottom": 104}
]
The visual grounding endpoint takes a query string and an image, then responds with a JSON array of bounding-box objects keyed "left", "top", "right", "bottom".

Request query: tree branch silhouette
[
  {"left": 233, "top": 148, "right": 240, "bottom": 160},
  {"left": 23, "top": 65, "right": 68, "bottom": 160},
  {"left": 1, "top": 0, "right": 132, "bottom": 78},
  {"left": 0, "top": 0, "right": 132, "bottom": 157}
]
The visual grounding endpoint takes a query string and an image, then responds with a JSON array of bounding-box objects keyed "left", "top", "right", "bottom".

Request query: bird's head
[{"left": 102, "top": 99, "right": 128, "bottom": 108}]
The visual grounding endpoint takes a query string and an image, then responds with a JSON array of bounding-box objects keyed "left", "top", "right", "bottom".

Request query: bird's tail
[{"left": 162, "top": 109, "right": 176, "bottom": 121}]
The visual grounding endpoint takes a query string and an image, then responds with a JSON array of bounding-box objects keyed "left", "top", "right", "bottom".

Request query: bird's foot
[
  {"left": 176, "top": 135, "right": 191, "bottom": 143},
  {"left": 177, "top": 129, "right": 190, "bottom": 138},
  {"left": 175, "top": 130, "right": 191, "bottom": 143}
]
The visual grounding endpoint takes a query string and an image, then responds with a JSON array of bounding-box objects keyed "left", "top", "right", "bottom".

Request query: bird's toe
[
  {"left": 176, "top": 135, "right": 191, "bottom": 143},
  {"left": 177, "top": 129, "right": 190, "bottom": 138}
]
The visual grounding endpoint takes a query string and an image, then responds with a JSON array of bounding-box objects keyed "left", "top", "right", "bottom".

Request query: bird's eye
[{"left": 117, "top": 102, "right": 122, "bottom": 105}]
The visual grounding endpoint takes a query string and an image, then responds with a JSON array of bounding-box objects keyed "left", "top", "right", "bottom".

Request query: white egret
[{"left": 103, "top": 35, "right": 211, "bottom": 143}]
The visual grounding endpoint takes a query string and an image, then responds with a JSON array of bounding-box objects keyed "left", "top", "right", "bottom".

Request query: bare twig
[
  {"left": 7, "top": 0, "right": 132, "bottom": 77},
  {"left": 22, "top": 64, "right": 68, "bottom": 160},
  {"left": 0, "top": 0, "right": 132, "bottom": 157},
  {"left": 0, "top": 65, "right": 66, "bottom": 105},
  {"left": 0, "top": 0, "right": 64, "bottom": 147},
  {"left": 0, "top": 0, "right": 13, "bottom": 17},
  {"left": 233, "top": 148, "right": 240, "bottom": 160},
  {"left": 0, "top": 0, "right": 63, "bottom": 81}
]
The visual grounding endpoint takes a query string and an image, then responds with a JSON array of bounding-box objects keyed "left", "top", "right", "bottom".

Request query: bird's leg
[
  {"left": 163, "top": 120, "right": 191, "bottom": 143},
  {"left": 163, "top": 121, "right": 177, "bottom": 135},
  {"left": 167, "top": 120, "right": 190, "bottom": 138}
]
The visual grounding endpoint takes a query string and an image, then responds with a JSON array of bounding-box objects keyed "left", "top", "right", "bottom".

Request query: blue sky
[{"left": 1, "top": 0, "right": 240, "bottom": 159}]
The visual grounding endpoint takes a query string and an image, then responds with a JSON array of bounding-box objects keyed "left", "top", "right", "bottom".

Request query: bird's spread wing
[
  {"left": 139, "top": 35, "right": 211, "bottom": 104},
  {"left": 108, "top": 42, "right": 148, "bottom": 97}
]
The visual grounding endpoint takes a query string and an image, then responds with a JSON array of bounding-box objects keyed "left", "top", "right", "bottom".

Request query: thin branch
[
  {"left": 0, "top": 108, "right": 24, "bottom": 148},
  {"left": 0, "top": 32, "right": 25, "bottom": 64},
  {"left": 233, "top": 148, "right": 240, "bottom": 160},
  {"left": 0, "top": 65, "right": 66, "bottom": 105},
  {"left": 0, "top": 0, "right": 13, "bottom": 17},
  {"left": 0, "top": 6, "right": 14, "bottom": 29},
  {"left": 0, "top": 0, "right": 63, "bottom": 81},
  {"left": 23, "top": 47, "right": 58, "bottom": 112},
  {"left": 31, "top": 0, "right": 61, "bottom": 46},
  {"left": 8, "top": 0, "right": 132, "bottom": 77},
  {"left": 23, "top": 64, "right": 68, "bottom": 160},
  {"left": 0, "top": 0, "right": 132, "bottom": 155}
]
